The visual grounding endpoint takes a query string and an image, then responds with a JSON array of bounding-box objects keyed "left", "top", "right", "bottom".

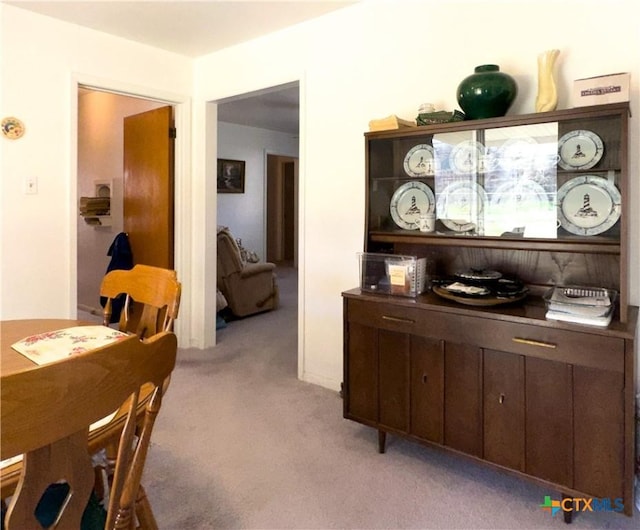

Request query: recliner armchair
[{"left": 217, "top": 227, "right": 279, "bottom": 317}]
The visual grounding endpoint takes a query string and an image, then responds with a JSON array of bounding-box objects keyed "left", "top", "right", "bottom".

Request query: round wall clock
[
  {"left": 403, "top": 144, "right": 435, "bottom": 177},
  {"left": 1, "top": 117, "right": 25, "bottom": 140},
  {"left": 389, "top": 181, "right": 435, "bottom": 230},
  {"left": 557, "top": 175, "right": 620, "bottom": 235},
  {"left": 557, "top": 129, "right": 604, "bottom": 170}
]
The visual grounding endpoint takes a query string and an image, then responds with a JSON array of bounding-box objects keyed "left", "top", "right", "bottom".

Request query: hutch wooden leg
[{"left": 377, "top": 430, "right": 386, "bottom": 454}]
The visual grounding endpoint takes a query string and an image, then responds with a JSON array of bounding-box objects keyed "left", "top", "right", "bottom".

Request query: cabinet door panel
[
  {"left": 573, "top": 365, "right": 624, "bottom": 498},
  {"left": 378, "top": 330, "right": 410, "bottom": 432},
  {"left": 483, "top": 349, "right": 525, "bottom": 471},
  {"left": 410, "top": 336, "right": 444, "bottom": 443},
  {"left": 444, "top": 343, "right": 482, "bottom": 456},
  {"left": 346, "top": 322, "right": 378, "bottom": 422},
  {"left": 525, "top": 357, "right": 573, "bottom": 486}
]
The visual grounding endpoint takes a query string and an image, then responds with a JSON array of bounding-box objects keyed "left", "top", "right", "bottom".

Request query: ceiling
[
  {"left": 3, "top": 1, "right": 356, "bottom": 58},
  {"left": 4, "top": 0, "right": 357, "bottom": 134},
  {"left": 216, "top": 83, "right": 300, "bottom": 135}
]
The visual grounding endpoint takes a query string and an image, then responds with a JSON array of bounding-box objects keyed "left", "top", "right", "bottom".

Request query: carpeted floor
[{"left": 144, "top": 266, "right": 638, "bottom": 529}]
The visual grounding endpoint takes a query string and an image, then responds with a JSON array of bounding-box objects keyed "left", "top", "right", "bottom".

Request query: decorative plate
[
  {"left": 557, "top": 175, "right": 620, "bottom": 235},
  {"left": 498, "top": 136, "right": 538, "bottom": 171},
  {"left": 557, "top": 130, "right": 604, "bottom": 170},
  {"left": 403, "top": 144, "right": 435, "bottom": 177},
  {"left": 490, "top": 178, "right": 550, "bottom": 211},
  {"left": 436, "top": 180, "right": 488, "bottom": 232},
  {"left": 1, "top": 116, "right": 25, "bottom": 140},
  {"left": 389, "top": 181, "right": 435, "bottom": 230},
  {"left": 449, "top": 140, "right": 485, "bottom": 174}
]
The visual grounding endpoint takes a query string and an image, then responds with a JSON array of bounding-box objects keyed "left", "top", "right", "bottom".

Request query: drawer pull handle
[
  {"left": 382, "top": 315, "right": 415, "bottom": 324},
  {"left": 422, "top": 374, "right": 428, "bottom": 384},
  {"left": 512, "top": 337, "right": 557, "bottom": 349},
  {"left": 498, "top": 393, "right": 505, "bottom": 404}
]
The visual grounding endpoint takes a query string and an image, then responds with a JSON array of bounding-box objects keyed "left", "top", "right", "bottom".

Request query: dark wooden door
[
  {"left": 283, "top": 161, "right": 295, "bottom": 262},
  {"left": 378, "top": 330, "right": 410, "bottom": 432},
  {"left": 525, "top": 357, "right": 573, "bottom": 486},
  {"left": 266, "top": 155, "right": 297, "bottom": 264},
  {"left": 345, "top": 321, "right": 378, "bottom": 424},
  {"left": 573, "top": 365, "right": 624, "bottom": 498},
  {"left": 483, "top": 349, "right": 525, "bottom": 471},
  {"left": 123, "top": 106, "right": 174, "bottom": 269},
  {"left": 410, "top": 336, "right": 444, "bottom": 443},
  {"left": 444, "top": 342, "right": 482, "bottom": 456}
]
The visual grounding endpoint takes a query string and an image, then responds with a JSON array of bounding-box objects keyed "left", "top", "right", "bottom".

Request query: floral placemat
[{"left": 11, "top": 325, "right": 128, "bottom": 365}]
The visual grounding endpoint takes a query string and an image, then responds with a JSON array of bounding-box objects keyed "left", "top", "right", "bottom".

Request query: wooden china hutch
[{"left": 342, "top": 102, "right": 637, "bottom": 519}]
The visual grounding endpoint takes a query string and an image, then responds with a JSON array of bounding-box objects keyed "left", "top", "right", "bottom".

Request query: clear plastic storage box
[{"left": 359, "top": 252, "right": 427, "bottom": 297}]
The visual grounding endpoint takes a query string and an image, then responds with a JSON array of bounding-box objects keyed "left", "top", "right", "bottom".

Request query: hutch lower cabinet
[{"left": 342, "top": 292, "right": 637, "bottom": 517}]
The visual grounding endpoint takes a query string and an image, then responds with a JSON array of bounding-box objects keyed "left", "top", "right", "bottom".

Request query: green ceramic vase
[{"left": 457, "top": 64, "right": 518, "bottom": 120}]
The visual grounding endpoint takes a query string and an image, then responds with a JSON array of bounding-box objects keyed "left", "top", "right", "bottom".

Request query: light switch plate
[{"left": 25, "top": 176, "right": 38, "bottom": 194}]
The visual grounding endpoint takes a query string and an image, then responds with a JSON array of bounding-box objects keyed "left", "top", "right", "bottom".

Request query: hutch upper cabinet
[{"left": 343, "top": 102, "right": 637, "bottom": 518}]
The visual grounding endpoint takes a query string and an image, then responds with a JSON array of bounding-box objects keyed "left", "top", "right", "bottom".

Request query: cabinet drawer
[
  {"left": 473, "top": 320, "right": 624, "bottom": 373},
  {"left": 347, "top": 298, "right": 422, "bottom": 333}
]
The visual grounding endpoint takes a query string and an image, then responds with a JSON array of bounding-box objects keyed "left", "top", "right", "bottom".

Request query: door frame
[
  {"left": 213, "top": 78, "right": 306, "bottom": 380},
  {"left": 70, "top": 74, "right": 193, "bottom": 347}
]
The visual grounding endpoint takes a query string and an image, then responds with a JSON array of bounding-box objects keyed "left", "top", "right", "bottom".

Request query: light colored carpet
[{"left": 145, "top": 266, "right": 638, "bottom": 529}]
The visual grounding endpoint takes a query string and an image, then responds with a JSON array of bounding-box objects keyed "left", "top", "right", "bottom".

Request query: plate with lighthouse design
[
  {"left": 557, "top": 175, "right": 620, "bottom": 235},
  {"left": 389, "top": 181, "right": 435, "bottom": 230},
  {"left": 557, "top": 129, "right": 604, "bottom": 170}
]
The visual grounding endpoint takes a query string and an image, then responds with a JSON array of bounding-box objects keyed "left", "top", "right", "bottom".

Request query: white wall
[
  {"left": 0, "top": 6, "right": 192, "bottom": 334},
  {"left": 2, "top": 1, "right": 639, "bottom": 390},
  {"left": 194, "top": 0, "right": 640, "bottom": 390},
  {"left": 217, "top": 121, "right": 299, "bottom": 260}
]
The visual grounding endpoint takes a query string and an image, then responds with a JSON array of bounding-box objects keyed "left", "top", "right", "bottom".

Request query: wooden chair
[
  {"left": 1, "top": 331, "right": 178, "bottom": 530},
  {"left": 98, "top": 264, "right": 181, "bottom": 528},
  {"left": 0, "top": 265, "right": 181, "bottom": 526},
  {"left": 100, "top": 264, "right": 181, "bottom": 338}
]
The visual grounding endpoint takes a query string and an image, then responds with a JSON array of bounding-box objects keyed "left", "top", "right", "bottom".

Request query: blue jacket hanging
[{"left": 99, "top": 232, "right": 134, "bottom": 323}]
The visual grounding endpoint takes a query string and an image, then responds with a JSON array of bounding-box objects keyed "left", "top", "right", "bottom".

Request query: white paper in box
[{"left": 572, "top": 73, "right": 630, "bottom": 107}]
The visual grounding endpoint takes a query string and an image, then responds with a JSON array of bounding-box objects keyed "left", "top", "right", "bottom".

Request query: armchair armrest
[{"left": 239, "top": 262, "right": 276, "bottom": 279}]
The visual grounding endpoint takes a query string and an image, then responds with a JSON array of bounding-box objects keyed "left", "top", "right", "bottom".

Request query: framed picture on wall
[{"left": 217, "top": 159, "right": 245, "bottom": 193}]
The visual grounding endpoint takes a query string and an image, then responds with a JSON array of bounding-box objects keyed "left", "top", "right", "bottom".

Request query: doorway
[
  {"left": 216, "top": 82, "right": 300, "bottom": 372},
  {"left": 76, "top": 87, "right": 171, "bottom": 315}
]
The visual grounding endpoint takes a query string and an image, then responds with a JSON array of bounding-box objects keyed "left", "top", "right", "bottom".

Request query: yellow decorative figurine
[{"left": 535, "top": 49, "right": 560, "bottom": 112}]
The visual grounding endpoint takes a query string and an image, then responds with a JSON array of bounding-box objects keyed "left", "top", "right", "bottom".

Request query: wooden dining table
[
  {"left": 1, "top": 318, "right": 124, "bottom": 499},
  {"left": 1, "top": 319, "right": 92, "bottom": 375}
]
